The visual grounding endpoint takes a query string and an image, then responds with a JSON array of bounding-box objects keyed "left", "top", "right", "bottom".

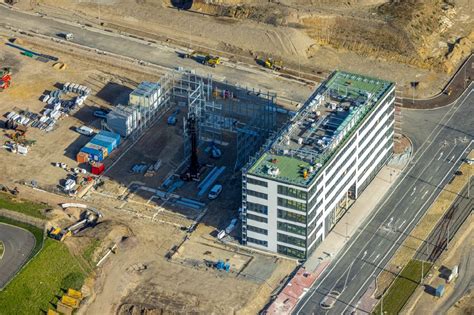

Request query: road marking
[
  {"left": 398, "top": 220, "right": 406, "bottom": 229},
  {"left": 341, "top": 142, "right": 473, "bottom": 313},
  {"left": 422, "top": 190, "right": 429, "bottom": 200},
  {"left": 373, "top": 254, "right": 380, "bottom": 263},
  {"left": 296, "top": 90, "right": 473, "bottom": 314},
  {"left": 411, "top": 187, "right": 417, "bottom": 196},
  {"left": 438, "top": 152, "right": 444, "bottom": 160}
]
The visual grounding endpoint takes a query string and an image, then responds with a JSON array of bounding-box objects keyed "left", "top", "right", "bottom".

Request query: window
[
  {"left": 248, "top": 237, "right": 268, "bottom": 247},
  {"left": 278, "top": 185, "right": 307, "bottom": 200},
  {"left": 247, "top": 202, "right": 268, "bottom": 215},
  {"left": 248, "top": 225, "right": 268, "bottom": 235},
  {"left": 277, "top": 245, "right": 305, "bottom": 259},
  {"left": 247, "top": 177, "right": 268, "bottom": 187},
  {"left": 278, "top": 209, "right": 306, "bottom": 224},
  {"left": 247, "top": 213, "right": 267, "bottom": 223},
  {"left": 278, "top": 233, "right": 305, "bottom": 247},
  {"left": 278, "top": 221, "right": 305, "bottom": 236},
  {"left": 278, "top": 197, "right": 306, "bottom": 212},
  {"left": 247, "top": 189, "right": 268, "bottom": 200}
]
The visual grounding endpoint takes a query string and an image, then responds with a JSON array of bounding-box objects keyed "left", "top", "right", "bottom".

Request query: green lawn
[
  {"left": 0, "top": 192, "right": 47, "bottom": 219},
  {"left": 0, "top": 241, "right": 4, "bottom": 258},
  {"left": 373, "top": 259, "right": 432, "bottom": 315},
  {"left": 0, "top": 239, "right": 87, "bottom": 315},
  {"left": 83, "top": 238, "right": 101, "bottom": 265}
]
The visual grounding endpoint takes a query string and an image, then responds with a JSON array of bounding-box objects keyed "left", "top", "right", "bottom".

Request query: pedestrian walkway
[{"left": 305, "top": 152, "right": 410, "bottom": 272}]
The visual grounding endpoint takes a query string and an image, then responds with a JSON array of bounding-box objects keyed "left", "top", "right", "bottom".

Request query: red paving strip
[
  {"left": 353, "top": 279, "right": 378, "bottom": 314},
  {"left": 266, "top": 261, "right": 330, "bottom": 314}
]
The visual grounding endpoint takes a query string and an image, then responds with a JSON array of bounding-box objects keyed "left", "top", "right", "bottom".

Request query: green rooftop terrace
[
  {"left": 248, "top": 153, "right": 313, "bottom": 186},
  {"left": 246, "top": 71, "right": 395, "bottom": 187}
]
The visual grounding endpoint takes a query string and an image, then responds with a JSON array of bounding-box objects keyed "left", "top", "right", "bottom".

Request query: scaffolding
[{"left": 172, "top": 70, "right": 277, "bottom": 172}]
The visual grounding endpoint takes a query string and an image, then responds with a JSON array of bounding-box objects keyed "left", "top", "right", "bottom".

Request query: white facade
[{"left": 242, "top": 75, "right": 395, "bottom": 259}]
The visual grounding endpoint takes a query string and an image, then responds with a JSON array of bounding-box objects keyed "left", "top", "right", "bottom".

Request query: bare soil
[{"left": 12, "top": 0, "right": 474, "bottom": 97}]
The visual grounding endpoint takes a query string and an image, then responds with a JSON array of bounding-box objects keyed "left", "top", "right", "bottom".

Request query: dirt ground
[
  {"left": 0, "top": 33, "right": 298, "bottom": 314},
  {"left": 11, "top": 0, "right": 474, "bottom": 98}
]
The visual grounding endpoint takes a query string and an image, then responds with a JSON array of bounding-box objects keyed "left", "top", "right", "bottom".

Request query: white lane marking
[
  {"left": 438, "top": 152, "right": 444, "bottom": 160},
  {"left": 411, "top": 186, "right": 417, "bottom": 196},
  {"left": 398, "top": 220, "right": 406, "bottom": 229},
  {"left": 296, "top": 91, "right": 472, "bottom": 313},
  {"left": 373, "top": 254, "right": 380, "bottom": 263},
  {"left": 341, "top": 142, "right": 473, "bottom": 313},
  {"left": 422, "top": 190, "right": 429, "bottom": 200}
]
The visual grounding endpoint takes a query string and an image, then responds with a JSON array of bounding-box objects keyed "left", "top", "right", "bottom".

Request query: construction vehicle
[
  {"left": 48, "top": 208, "right": 103, "bottom": 241},
  {"left": 256, "top": 57, "right": 283, "bottom": 71},
  {"left": 0, "top": 184, "right": 19, "bottom": 195},
  {"left": 0, "top": 67, "right": 12, "bottom": 90},
  {"left": 183, "top": 51, "right": 220, "bottom": 67}
]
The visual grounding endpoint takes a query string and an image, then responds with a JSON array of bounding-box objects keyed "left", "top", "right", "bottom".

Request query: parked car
[
  {"left": 76, "top": 125, "right": 94, "bottom": 136},
  {"left": 208, "top": 184, "right": 223, "bottom": 200},
  {"left": 93, "top": 110, "right": 108, "bottom": 119}
]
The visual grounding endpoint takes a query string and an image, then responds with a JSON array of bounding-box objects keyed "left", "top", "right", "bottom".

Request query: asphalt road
[
  {"left": 0, "top": 5, "right": 311, "bottom": 103},
  {"left": 0, "top": 223, "right": 35, "bottom": 289},
  {"left": 295, "top": 85, "right": 474, "bottom": 314},
  {"left": 400, "top": 54, "right": 473, "bottom": 109},
  {"left": 415, "top": 179, "right": 473, "bottom": 263}
]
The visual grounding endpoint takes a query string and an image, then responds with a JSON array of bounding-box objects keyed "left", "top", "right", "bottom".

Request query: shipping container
[
  {"left": 80, "top": 146, "right": 103, "bottom": 162},
  {"left": 98, "top": 130, "right": 121, "bottom": 146},
  {"left": 106, "top": 105, "right": 137, "bottom": 137},
  {"left": 76, "top": 151, "right": 89, "bottom": 163},
  {"left": 85, "top": 142, "right": 108, "bottom": 158},
  {"left": 90, "top": 138, "right": 113, "bottom": 155},
  {"left": 94, "top": 135, "right": 117, "bottom": 151},
  {"left": 91, "top": 162, "right": 105, "bottom": 175}
]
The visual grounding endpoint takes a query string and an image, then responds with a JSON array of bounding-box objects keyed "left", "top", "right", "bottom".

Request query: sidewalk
[{"left": 305, "top": 150, "right": 410, "bottom": 272}]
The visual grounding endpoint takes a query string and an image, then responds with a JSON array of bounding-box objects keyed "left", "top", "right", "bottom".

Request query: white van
[
  {"left": 76, "top": 125, "right": 94, "bottom": 136},
  {"left": 208, "top": 184, "right": 223, "bottom": 200}
]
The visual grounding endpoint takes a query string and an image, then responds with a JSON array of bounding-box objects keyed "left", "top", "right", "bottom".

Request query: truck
[{"left": 58, "top": 32, "right": 74, "bottom": 41}]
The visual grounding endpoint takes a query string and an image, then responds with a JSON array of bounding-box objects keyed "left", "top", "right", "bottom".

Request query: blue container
[
  {"left": 94, "top": 134, "right": 117, "bottom": 149},
  {"left": 80, "top": 146, "right": 103, "bottom": 162},
  {"left": 90, "top": 138, "right": 113, "bottom": 155},
  {"left": 98, "top": 130, "right": 121, "bottom": 146}
]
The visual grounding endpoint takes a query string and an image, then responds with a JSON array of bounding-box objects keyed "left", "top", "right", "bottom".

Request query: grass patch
[
  {"left": 83, "top": 238, "right": 101, "bottom": 265},
  {"left": 0, "top": 216, "right": 44, "bottom": 256},
  {"left": 373, "top": 259, "right": 432, "bottom": 315},
  {"left": 0, "top": 239, "right": 86, "bottom": 314},
  {"left": 0, "top": 241, "right": 4, "bottom": 258},
  {"left": 0, "top": 192, "right": 47, "bottom": 219}
]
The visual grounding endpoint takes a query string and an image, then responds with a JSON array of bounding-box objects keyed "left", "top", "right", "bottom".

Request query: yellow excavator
[
  {"left": 49, "top": 208, "right": 102, "bottom": 241},
  {"left": 183, "top": 51, "right": 220, "bottom": 68},
  {"left": 256, "top": 57, "right": 283, "bottom": 71}
]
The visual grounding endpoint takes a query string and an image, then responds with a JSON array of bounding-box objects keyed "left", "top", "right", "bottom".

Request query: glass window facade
[{"left": 278, "top": 197, "right": 306, "bottom": 212}]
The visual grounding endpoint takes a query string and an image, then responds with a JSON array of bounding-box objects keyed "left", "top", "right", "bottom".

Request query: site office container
[
  {"left": 80, "top": 146, "right": 103, "bottom": 162},
  {"left": 90, "top": 138, "right": 113, "bottom": 155},
  {"left": 93, "top": 134, "right": 118, "bottom": 150},
  {"left": 76, "top": 151, "right": 89, "bottom": 163},
  {"left": 98, "top": 130, "right": 121, "bottom": 146},
  {"left": 91, "top": 162, "right": 105, "bottom": 175},
  {"left": 85, "top": 142, "right": 108, "bottom": 158}
]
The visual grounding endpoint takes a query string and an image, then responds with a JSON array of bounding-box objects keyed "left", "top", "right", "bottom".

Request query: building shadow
[{"left": 170, "top": 0, "right": 193, "bottom": 10}]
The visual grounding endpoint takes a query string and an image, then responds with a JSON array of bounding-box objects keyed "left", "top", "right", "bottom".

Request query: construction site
[
  {"left": 0, "top": 27, "right": 301, "bottom": 314},
  {"left": 0, "top": 0, "right": 472, "bottom": 314}
]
